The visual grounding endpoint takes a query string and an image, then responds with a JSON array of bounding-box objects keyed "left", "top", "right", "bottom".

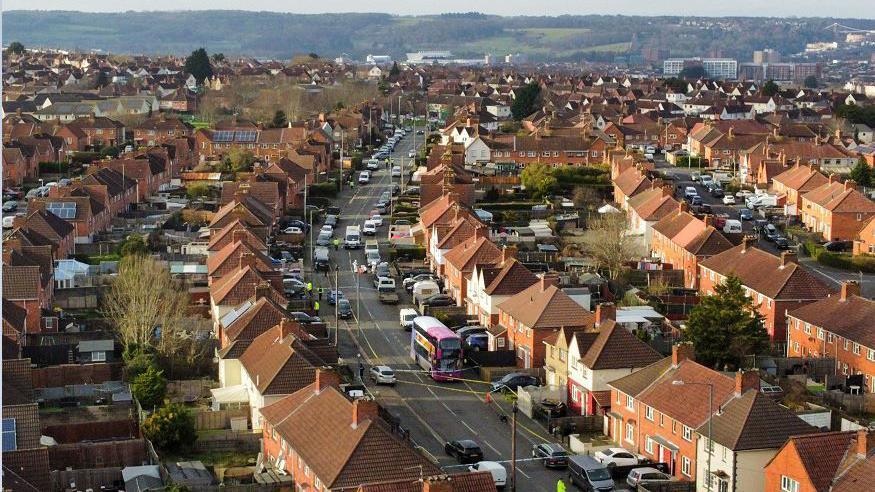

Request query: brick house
[
  {"left": 650, "top": 206, "right": 733, "bottom": 289},
  {"left": 800, "top": 177, "right": 875, "bottom": 242},
  {"left": 208, "top": 221, "right": 268, "bottom": 254},
  {"left": 260, "top": 370, "right": 441, "bottom": 491},
  {"left": 626, "top": 184, "right": 679, "bottom": 250},
  {"left": 699, "top": 241, "right": 832, "bottom": 342},
  {"left": 221, "top": 180, "right": 282, "bottom": 219},
  {"left": 428, "top": 215, "right": 487, "bottom": 277},
  {"left": 465, "top": 255, "right": 537, "bottom": 330},
  {"left": 771, "top": 164, "right": 828, "bottom": 216},
  {"left": 3, "top": 243, "right": 55, "bottom": 334},
  {"left": 787, "top": 281, "right": 875, "bottom": 393},
  {"left": 209, "top": 270, "right": 285, "bottom": 325},
  {"left": 565, "top": 304, "right": 662, "bottom": 416},
  {"left": 613, "top": 166, "right": 652, "bottom": 207},
  {"left": 1, "top": 146, "right": 34, "bottom": 186},
  {"left": 12, "top": 209, "right": 76, "bottom": 260},
  {"left": 763, "top": 430, "right": 873, "bottom": 492},
  {"left": 30, "top": 193, "right": 110, "bottom": 244},
  {"left": 441, "top": 234, "right": 502, "bottom": 306},
  {"left": 207, "top": 241, "right": 278, "bottom": 285},
  {"left": 261, "top": 158, "right": 309, "bottom": 210},
  {"left": 607, "top": 345, "right": 741, "bottom": 481},
  {"left": 487, "top": 134, "right": 609, "bottom": 167},
  {"left": 2, "top": 359, "right": 52, "bottom": 491},
  {"left": 420, "top": 162, "right": 476, "bottom": 209},
  {"left": 209, "top": 195, "right": 275, "bottom": 240},
  {"left": 499, "top": 276, "right": 595, "bottom": 369},
  {"left": 98, "top": 156, "right": 170, "bottom": 203},
  {"left": 693, "top": 389, "right": 817, "bottom": 492},
  {"left": 63, "top": 115, "right": 125, "bottom": 149},
  {"left": 853, "top": 216, "right": 875, "bottom": 256},
  {"left": 132, "top": 114, "right": 192, "bottom": 146}
]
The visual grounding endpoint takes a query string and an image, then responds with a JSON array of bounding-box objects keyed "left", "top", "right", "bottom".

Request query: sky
[{"left": 5, "top": 0, "right": 874, "bottom": 18}]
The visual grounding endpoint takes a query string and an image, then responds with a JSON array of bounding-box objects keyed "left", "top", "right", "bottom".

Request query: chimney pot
[
  {"left": 845, "top": 179, "right": 857, "bottom": 191},
  {"left": 841, "top": 281, "right": 861, "bottom": 301},
  {"left": 672, "top": 343, "right": 695, "bottom": 367},
  {"left": 501, "top": 245, "right": 517, "bottom": 264}
]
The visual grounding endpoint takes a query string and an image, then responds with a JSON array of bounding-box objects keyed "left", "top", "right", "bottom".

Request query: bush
[
  {"left": 142, "top": 403, "right": 196, "bottom": 452},
  {"left": 132, "top": 363, "right": 168, "bottom": 409},
  {"left": 389, "top": 246, "right": 427, "bottom": 261},
  {"left": 39, "top": 161, "right": 72, "bottom": 174},
  {"left": 308, "top": 182, "right": 338, "bottom": 197},
  {"left": 817, "top": 251, "right": 875, "bottom": 273},
  {"left": 70, "top": 152, "right": 101, "bottom": 164}
]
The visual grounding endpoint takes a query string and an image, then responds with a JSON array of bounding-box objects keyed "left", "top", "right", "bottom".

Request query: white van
[
  {"left": 344, "top": 226, "right": 361, "bottom": 249},
  {"left": 362, "top": 220, "right": 377, "bottom": 236},
  {"left": 374, "top": 277, "right": 396, "bottom": 290},
  {"left": 412, "top": 280, "right": 440, "bottom": 300},
  {"left": 723, "top": 219, "right": 742, "bottom": 234},
  {"left": 365, "top": 239, "right": 379, "bottom": 256},
  {"left": 468, "top": 461, "right": 507, "bottom": 488},
  {"left": 399, "top": 308, "right": 418, "bottom": 331}
]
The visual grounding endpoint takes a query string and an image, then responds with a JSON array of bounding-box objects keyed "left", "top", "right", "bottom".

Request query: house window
[
  {"left": 617, "top": 392, "right": 622, "bottom": 404},
  {"left": 868, "top": 349, "right": 875, "bottom": 362},
  {"left": 845, "top": 339, "right": 850, "bottom": 351},
  {"left": 1, "top": 419, "right": 16, "bottom": 451},
  {"left": 659, "top": 413, "right": 665, "bottom": 427},
  {"left": 854, "top": 343, "right": 861, "bottom": 355},
  {"left": 645, "top": 436, "right": 654, "bottom": 454},
  {"left": 781, "top": 476, "right": 800, "bottom": 492},
  {"left": 681, "top": 456, "right": 692, "bottom": 476},
  {"left": 818, "top": 328, "right": 824, "bottom": 340},
  {"left": 682, "top": 425, "right": 693, "bottom": 441},
  {"left": 804, "top": 323, "right": 811, "bottom": 335},
  {"left": 625, "top": 422, "right": 635, "bottom": 443},
  {"left": 626, "top": 395, "right": 634, "bottom": 410},
  {"left": 91, "top": 351, "right": 106, "bottom": 362},
  {"left": 645, "top": 406, "right": 654, "bottom": 421}
]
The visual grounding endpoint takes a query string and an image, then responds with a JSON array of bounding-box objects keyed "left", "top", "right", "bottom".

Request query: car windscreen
[{"left": 586, "top": 468, "right": 611, "bottom": 481}]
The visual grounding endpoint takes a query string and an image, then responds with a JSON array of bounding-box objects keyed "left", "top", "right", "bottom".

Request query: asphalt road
[{"left": 309, "top": 134, "right": 575, "bottom": 491}]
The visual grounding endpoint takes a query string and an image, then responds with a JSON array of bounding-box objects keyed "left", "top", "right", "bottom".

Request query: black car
[
  {"left": 739, "top": 208, "right": 754, "bottom": 221},
  {"left": 455, "top": 325, "right": 487, "bottom": 339},
  {"left": 491, "top": 373, "right": 539, "bottom": 392},
  {"left": 824, "top": 241, "right": 852, "bottom": 252},
  {"left": 710, "top": 188, "right": 725, "bottom": 198},
  {"left": 774, "top": 237, "right": 791, "bottom": 250},
  {"left": 445, "top": 440, "right": 484, "bottom": 464},
  {"left": 421, "top": 294, "right": 453, "bottom": 307},
  {"left": 289, "top": 312, "right": 321, "bottom": 324},
  {"left": 532, "top": 443, "right": 569, "bottom": 468},
  {"left": 689, "top": 195, "right": 703, "bottom": 206},
  {"left": 337, "top": 299, "right": 353, "bottom": 319},
  {"left": 403, "top": 269, "right": 431, "bottom": 279}
]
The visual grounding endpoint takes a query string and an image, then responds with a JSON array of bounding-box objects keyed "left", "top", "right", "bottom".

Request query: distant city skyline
[{"left": 6, "top": 0, "right": 875, "bottom": 19}]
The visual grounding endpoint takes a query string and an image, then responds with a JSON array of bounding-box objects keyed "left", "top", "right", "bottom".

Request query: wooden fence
[
  {"left": 52, "top": 467, "right": 123, "bottom": 492},
  {"left": 194, "top": 430, "right": 261, "bottom": 453},
  {"left": 195, "top": 407, "right": 250, "bottom": 431}
]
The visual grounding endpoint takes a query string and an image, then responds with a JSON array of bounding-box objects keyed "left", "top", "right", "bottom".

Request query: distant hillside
[{"left": 4, "top": 11, "right": 874, "bottom": 62}]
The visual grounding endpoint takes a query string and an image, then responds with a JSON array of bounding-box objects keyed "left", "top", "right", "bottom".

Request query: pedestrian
[
  {"left": 317, "top": 289, "right": 323, "bottom": 301},
  {"left": 314, "top": 300, "right": 320, "bottom": 313},
  {"left": 358, "top": 362, "right": 365, "bottom": 380},
  {"left": 556, "top": 479, "right": 566, "bottom": 492},
  {"left": 333, "top": 238, "right": 340, "bottom": 251},
  {"left": 306, "top": 282, "right": 313, "bottom": 295}
]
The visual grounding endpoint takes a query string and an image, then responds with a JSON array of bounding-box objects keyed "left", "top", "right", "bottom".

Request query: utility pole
[
  {"left": 338, "top": 128, "right": 344, "bottom": 192},
  {"left": 334, "top": 266, "right": 339, "bottom": 345},
  {"left": 510, "top": 402, "right": 518, "bottom": 492}
]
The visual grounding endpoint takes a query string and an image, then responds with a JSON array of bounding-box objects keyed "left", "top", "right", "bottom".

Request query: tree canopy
[
  {"left": 849, "top": 158, "right": 872, "bottom": 188},
  {"left": 389, "top": 61, "right": 401, "bottom": 77},
  {"left": 184, "top": 47, "right": 213, "bottom": 85},
  {"left": 132, "top": 363, "right": 167, "bottom": 410},
  {"left": 271, "top": 110, "right": 287, "bottom": 128},
  {"left": 684, "top": 275, "right": 770, "bottom": 369},
  {"left": 118, "top": 235, "right": 148, "bottom": 257},
  {"left": 836, "top": 104, "right": 875, "bottom": 128},
  {"left": 7, "top": 41, "right": 24, "bottom": 55},
  {"left": 142, "top": 403, "right": 196, "bottom": 452},
  {"left": 520, "top": 163, "right": 556, "bottom": 198},
  {"left": 511, "top": 82, "right": 541, "bottom": 120},
  {"left": 803, "top": 75, "right": 818, "bottom": 89},
  {"left": 678, "top": 65, "right": 706, "bottom": 79},
  {"left": 761, "top": 79, "right": 780, "bottom": 97}
]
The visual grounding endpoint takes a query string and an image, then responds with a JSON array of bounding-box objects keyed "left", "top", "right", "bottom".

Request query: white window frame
[
  {"left": 781, "top": 475, "right": 800, "bottom": 492},
  {"left": 645, "top": 406, "right": 654, "bottom": 421},
  {"left": 626, "top": 395, "right": 634, "bottom": 410},
  {"left": 625, "top": 422, "right": 635, "bottom": 444},
  {"left": 645, "top": 436, "right": 654, "bottom": 454},
  {"left": 682, "top": 425, "right": 693, "bottom": 441},
  {"left": 91, "top": 351, "right": 107, "bottom": 362},
  {"left": 681, "top": 456, "right": 692, "bottom": 477}
]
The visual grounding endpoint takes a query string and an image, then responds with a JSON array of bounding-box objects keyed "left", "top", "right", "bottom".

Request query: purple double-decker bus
[{"left": 410, "top": 316, "right": 463, "bottom": 380}]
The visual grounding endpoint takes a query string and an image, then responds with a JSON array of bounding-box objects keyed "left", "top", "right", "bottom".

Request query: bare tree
[
  {"left": 580, "top": 211, "right": 642, "bottom": 281},
  {"left": 102, "top": 255, "right": 188, "bottom": 356}
]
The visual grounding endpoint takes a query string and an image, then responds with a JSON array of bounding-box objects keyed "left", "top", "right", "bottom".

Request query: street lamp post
[
  {"left": 673, "top": 380, "right": 713, "bottom": 491},
  {"left": 510, "top": 401, "right": 518, "bottom": 492}
]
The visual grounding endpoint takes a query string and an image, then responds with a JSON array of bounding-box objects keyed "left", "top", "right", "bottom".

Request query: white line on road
[
  {"left": 461, "top": 420, "right": 476, "bottom": 434},
  {"left": 482, "top": 440, "right": 502, "bottom": 455}
]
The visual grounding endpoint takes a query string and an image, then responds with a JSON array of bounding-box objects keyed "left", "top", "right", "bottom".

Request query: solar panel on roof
[
  {"left": 46, "top": 202, "right": 77, "bottom": 219},
  {"left": 213, "top": 130, "right": 234, "bottom": 142},
  {"left": 234, "top": 130, "right": 257, "bottom": 142}
]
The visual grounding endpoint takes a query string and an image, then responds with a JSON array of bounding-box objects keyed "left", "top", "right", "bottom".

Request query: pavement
[{"left": 306, "top": 133, "right": 581, "bottom": 491}]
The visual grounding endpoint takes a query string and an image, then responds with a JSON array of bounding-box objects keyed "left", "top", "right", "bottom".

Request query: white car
[
  {"left": 358, "top": 171, "right": 370, "bottom": 184},
  {"left": 366, "top": 159, "right": 380, "bottom": 170},
  {"left": 735, "top": 189, "right": 753, "bottom": 199},
  {"left": 362, "top": 220, "right": 377, "bottom": 236},
  {"left": 722, "top": 195, "right": 736, "bottom": 205},
  {"left": 468, "top": 461, "right": 506, "bottom": 488},
  {"left": 369, "top": 365, "right": 396, "bottom": 385},
  {"left": 320, "top": 224, "right": 334, "bottom": 235},
  {"left": 391, "top": 166, "right": 402, "bottom": 177},
  {"left": 283, "top": 226, "right": 303, "bottom": 235},
  {"left": 370, "top": 214, "right": 383, "bottom": 227},
  {"left": 594, "top": 447, "right": 641, "bottom": 467},
  {"left": 408, "top": 150, "right": 416, "bottom": 158}
]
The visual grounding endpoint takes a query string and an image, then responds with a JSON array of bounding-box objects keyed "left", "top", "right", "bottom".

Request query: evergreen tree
[
  {"left": 142, "top": 403, "right": 196, "bottom": 452},
  {"left": 389, "top": 61, "right": 400, "bottom": 77},
  {"left": 849, "top": 158, "right": 872, "bottom": 188},
  {"left": 762, "top": 79, "right": 780, "bottom": 97},
  {"left": 511, "top": 82, "right": 541, "bottom": 120},
  {"left": 184, "top": 47, "right": 213, "bottom": 85},
  {"left": 685, "top": 275, "right": 769, "bottom": 369},
  {"left": 132, "top": 363, "right": 167, "bottom": 409},
  {"left": 678, "top": 65, "right": 706, "bottom": 79},
  {"left": 7, "top": 41, "right": 24, "bottom": 55},
  {"left": 271, "top": 110, "right": 287, "bottom": 128},
  {"left": 803, "top": 75, "right": 818, "bottom": 89}
]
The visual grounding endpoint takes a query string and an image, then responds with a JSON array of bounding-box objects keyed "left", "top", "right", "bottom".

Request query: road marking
[
  {"left": 461, "top": 420, "right": 476, "bottom": 434},
  {"left": 482, "top": 439, "right": 502, "bottom": 455},
  {"left": 517, "top": 467, "right": 532, "bottom": 479}
]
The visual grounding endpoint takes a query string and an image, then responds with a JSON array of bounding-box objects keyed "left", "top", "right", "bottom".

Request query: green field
[{"left": 510, "top": 27, "right": 592, "bottom": 40}]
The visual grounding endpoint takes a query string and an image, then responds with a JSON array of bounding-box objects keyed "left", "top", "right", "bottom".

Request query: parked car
[
  {"left": 467, "top": 461, "right": 506, "bottom": 488},
  {"left": 824, "top": 240, "right": 852, "bottom": 252},
  {"left": 403, "top": 273, "right": 440, "bottom": 291},
  {"left": 490, "top": 373, "right": 539, "bottom": 393},
  {"left": 739, "top": 208, "right": 753, "bottom": 220},
  {"left": 465, "top": 333, "right": 488, "bottom": 351},
  {"left": 532, "top": 443, "right": 569, "bottom": 468},
  {"left": 568, "top": 455, "right": 614, "bottom": 492},
  {"left": 722, "top": 195, "right": 737, "bottom": 205},
  {"left": 593, "top": 447, "right": 641, "bottom": 467},
  {"left": 684, "top": 186, "right": 698, "bottom": 198},
  {"left": 370, "top": 214, "right": 384, "bottom": 226},
  {"left": 324, "top": 214, "right": 338, "bottom": 227},
  {"left": 445, "top": 440, "right": 484, "bottom": 464},
  {"left": 358, "top": 171, "right": 371, "bottom": 184},
  {"left": 691, "top": 172, "right": 701, "bottom": 182},
  {"left": 2, "top": 201, "right": 18, "bottom": 213},
  {"left": 285, "top": 219, "right": 309, "bottom": 232},
  {"left": 626, "top": 467, "right": 675, "bottom": 488},
  {"left": 362, "top": 220, "right": 378, "bottom": 236},
  {"left": 320, "top": 224, "right": 334, "bottom": 235},
  {"left": 690, "top": 195, "right": 703, "bottom": 206},
  {"left": 710, "top": 188, "right": 725, "bottom": 198},
  {"left": 539, "top": 399, "right": 567, "bottom": 418},
  {"left": 328, "top": 289, "right": 345, "bottom": 304},
  {"left": 283, "top": 226, "right": 303, "bottom": 235},
  {"left": 764, "top": 224, "right": 779, "bottom": 241},
  {"left": 391, "top": 166, "right": 402, "bottom": 177},
  {"left": 455, "top": 325, "right": 487, "bottom": 339},
  {"left": 289, "top": 312, "right": 321, "bottom": 324},
  {"left": 774, "top": 237, "right": 792, "bottom": 250},
  {"left": 369, "top": 365, "right": 397, "bottom": 385},
  {"left": 421, "top": 294, "right": 453, "bottom": 307}
]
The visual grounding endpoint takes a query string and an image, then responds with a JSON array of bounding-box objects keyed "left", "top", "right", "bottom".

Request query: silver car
[{"left": 369, "top": 365, "right": 396, "bottom": 385}]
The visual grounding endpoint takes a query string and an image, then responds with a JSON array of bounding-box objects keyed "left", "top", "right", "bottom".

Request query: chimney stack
[
  {"left": 672, "top": 343, "right": 695, "bottom": 367},
  {"left": 314, "top": 368, "right": 340, "bottom": 393},
  {"left": 422, "top": 476, "right": 453, "bottom": 492},
  {"left": 703, "top": 215, "right": 713, "bottom": 228},
  {"left": 679, "top": 201, "right": 689, "bottom": 213},
  {"left": 501, "top": 245, "right": 517, "bottom": 264},
  {"left": 780, "top": 251, "right": 797, "bottom": 268},
  {"left": 594, "top": 303, "right": 616, "bottom": 327},
  {"left": 741, "top": 236, "right": 751, "bottom": 253},
  {"left": 840, "top": 281, "right": 861, "bottom": 301},
  {"left": 855, "top": 430, "right": 870, "bottom": 459},
  {"left": 735, "top": 370, "right": 760, "bottom": 396},
  {"left": 351, "top": 399, "right": 380, "bottom": 429},
  {"left": 829, "top": 173, "right": 839, "bottom": 184},
  {"left": 254, "top": 282, "right": 271, "bottom": 300},
  {"left": 239, "top": 251, "right": 256, "bottom": 270},
  {"left": 539, "top": 274, "right": 560, "bottom": 292},
  {"left": 278, "top": 318, "right": 300, "bottom": 339},
  {"left": 845, "top": 179, "right": 857, "bottom": 191}
]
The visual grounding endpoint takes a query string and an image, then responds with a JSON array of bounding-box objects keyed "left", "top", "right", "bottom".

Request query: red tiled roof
[
  {"left": 780, "top": 431, "right": 858, "bottom": 491},
  {"left": 579, "top": 321, "right": 662, "bottom": 370},
  {"left": 443, "top": 236, "right": 502, "bottom": 274},
  {"left": 636, "top": 359, "right": 736, "bottom": 428},
  {"left": 357, "top": 472, "right": 498, "bottom": 492},
  {"left": 700, "top": 244, "right": 833, "bottom": 300},
  {"left": 210, "top": 266, "right": 285, "bottom": 306},
  {"left": 789, "top": 294, "right": 875, "bottom": 348},
  {"left": 238, "top": 327, "right": 324, "bottom": 395},
  {"left": 498, "top": 280, "right": 594, "bottom": 330},
  {"left": 482, "top": 258, "right": 539, "bottom": 296},
  {"left": 614, "top": 167, "right": 651, "bottom": 198}
]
